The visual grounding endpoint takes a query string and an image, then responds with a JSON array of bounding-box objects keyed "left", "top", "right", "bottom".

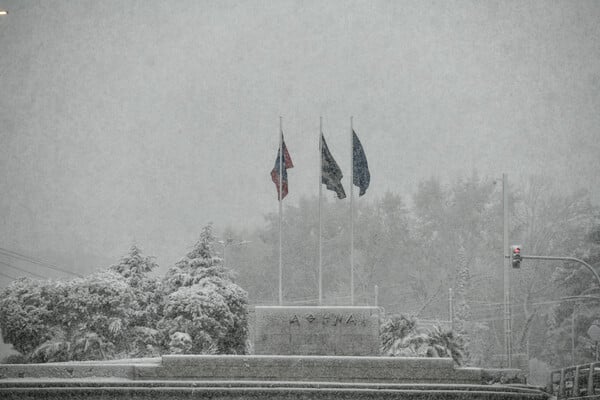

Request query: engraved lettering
[
  {"left": 306, "top": 314, "right": 316, "bottom": 323},
  {"left": 346, "top": 314, "right": 356, "bottom": 324},
  {"left": 334, "top": 314, "right": 344, "bottom": 326},
  {"left": 322, "top": 313, "right": 330, "bottom": 325},
  {"left": 290, "top": 314, "right": 300, "bottom": 324}
]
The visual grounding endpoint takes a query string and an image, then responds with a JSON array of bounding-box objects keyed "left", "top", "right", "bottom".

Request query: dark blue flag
[
  {"left": 352, "top": 130, "right": 370, "bottom": 196},
  {"left": 271, "top": 134, "right": 294, "bottom": 200},
  {"left": 321, "top": 134, "right": 346, "bottom": 199}
]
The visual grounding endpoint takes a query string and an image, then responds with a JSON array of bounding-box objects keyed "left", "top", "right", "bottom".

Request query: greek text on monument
[{"left": 288, "top": 312, "right": 366, "bottom": 326}]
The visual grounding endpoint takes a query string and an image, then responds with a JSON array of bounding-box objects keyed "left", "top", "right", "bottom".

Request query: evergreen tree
[
  {"left": 161, "top": 223, "right": 249, "bottom": 354},
  {"left": 107, "top": 245, "right": 163, "bottom": 357},
  {"left": 109, "top": 244, "right": 162, "bottom": 329}
]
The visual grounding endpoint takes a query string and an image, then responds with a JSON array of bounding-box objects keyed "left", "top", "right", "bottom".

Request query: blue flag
[
  {"left": 321, "top": 134, "right": 346, "bottom": 199},
  {"left": 352, "top": 130, "right": 370, "bottom": 196}
]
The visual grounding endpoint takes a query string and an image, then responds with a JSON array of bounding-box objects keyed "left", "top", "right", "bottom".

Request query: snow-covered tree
[
  {"left": 161, "top": 224, "right": 249, "bottom": 354},
  {"left": 160, "top": 283, "right": 231, "bottom": 354},
  {"left": 0, "top": 278, "right": 58, "bottom": 356},
  {"left": 109, "top": 245, "right": 163, "bottom": 342},
  {"left": 109, "top": 244, "right": 158, "bottom": 280}
]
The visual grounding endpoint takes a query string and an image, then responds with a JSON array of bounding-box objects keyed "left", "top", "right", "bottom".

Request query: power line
[
  {"left": 0, "top": 260, "right": 47, "bottom": 279},
  {"left": 0, "top": 247, "right": 62, "bottom": 269},
  {"left": 0, "top": 247, "right": 81, "bottom": 277},
  {"left": 470, "top": 297, "right": 593, "bottom": 311}
]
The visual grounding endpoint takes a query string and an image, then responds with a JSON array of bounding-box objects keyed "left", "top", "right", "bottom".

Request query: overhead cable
[
  {"left": 0, "top": 260, "right": 47, "bottom": 279},
  {"left": 0, "top": 247, "right": 82, "bottom": 277}
]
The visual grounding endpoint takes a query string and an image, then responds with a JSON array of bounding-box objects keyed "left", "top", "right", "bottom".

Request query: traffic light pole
[
  {"left": 504, "top": 255, "right": 600, "bottom": 288},
  {"left": 502, "top": 173, "right": 512, "bottom": 368},
  {"left": 507, "top": 254, "right": 599, "bottom": 368}
]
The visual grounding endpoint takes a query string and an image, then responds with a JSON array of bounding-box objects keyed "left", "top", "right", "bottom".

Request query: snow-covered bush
[
  {"left": 0, "top": 278, "right": 61, "bottom": 356},
  {"left": 0, "top": 226, "right": 249, "bottom": 361},
  {"left": 168, "top": 332, "right": 193, "bottom": 354},
  {"left": 24, "top": 271, "right": 138, "bottom": 362},
  {"left": 380, "top": 314, "right": 417, "bottom": 353},
  {"left": 381, "top": 314, "right": 466, "bottom": 365},
  {"left": 0, "top": 247, "right": 161, "bottom": 361}
]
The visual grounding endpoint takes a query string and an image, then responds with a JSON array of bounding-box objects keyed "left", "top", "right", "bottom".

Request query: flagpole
[
  {"left": 278, "top": 116, "right": 283, "bottom": 306},
  {"left": 350, "top": 116, "right": 354, "bottom": 306},
  {"left": 318, "top": 116, "right": 323, "bottom": 306}
]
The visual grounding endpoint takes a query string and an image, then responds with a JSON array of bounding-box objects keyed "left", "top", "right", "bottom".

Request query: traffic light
[{"left": 510, "top": 245, "right": 522, "bottom": 268}]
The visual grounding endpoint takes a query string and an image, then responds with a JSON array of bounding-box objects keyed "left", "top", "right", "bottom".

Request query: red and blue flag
[{"left": 271, "top": 134, "right": 294, "bottom": 200}]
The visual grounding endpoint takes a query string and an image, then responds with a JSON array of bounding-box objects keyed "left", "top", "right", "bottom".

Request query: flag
[
  {"left": 352, "top": 130, "right": 370, "bottom": 196},
  {"left": 271, "top": 134, "right": 294, "bottom": 200},
  {"left": 321, "top": 133, "right": 346, "bottom": 199}
]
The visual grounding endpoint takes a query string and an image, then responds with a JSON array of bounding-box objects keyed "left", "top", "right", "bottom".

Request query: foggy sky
[{"left": 0, "top": 0, "right": 599, "bottom": 277}]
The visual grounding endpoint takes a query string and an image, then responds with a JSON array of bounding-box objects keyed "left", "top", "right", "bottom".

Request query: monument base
[
  {"left": 138, "top": 354, "right": 481, "bottom": 383},
  {"left": 0, "top": 356, "right": 548, "bottom": 399},
  {"left": 0, "top": 307, "right": 548, "bottom": 398},
  {"left": 253, "top": 306, "right": 380, "bottom": 356}
]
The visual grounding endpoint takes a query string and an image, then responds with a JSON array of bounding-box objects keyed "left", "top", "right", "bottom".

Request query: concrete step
[
  {"left": 0, "top": 356, "right": 544, "bottom": 399},
  {"left": 137, "top": 355, "right": 482, "bottom": 383},
  {"left": 0, "top": 379, "right": 550, "bottom": 399}
]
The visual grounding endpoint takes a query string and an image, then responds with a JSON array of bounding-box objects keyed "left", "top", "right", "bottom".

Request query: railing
[{"left": 549, "top": 362, "right": 600, "bottom": 399}]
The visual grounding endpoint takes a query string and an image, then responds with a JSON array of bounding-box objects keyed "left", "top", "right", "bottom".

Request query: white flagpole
[
  {"left": 278, "top": 116, "right": 283, "bottom": 306},
  {"left": 318, "top": 116, "right": 323, "bottom": 306},
  {"left": 350, "top": 116, "right": 354, "bottom": 306}
]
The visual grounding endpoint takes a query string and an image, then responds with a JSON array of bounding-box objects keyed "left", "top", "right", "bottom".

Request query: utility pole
[
  {"left": 503, "top": 173, "right": 512, "bottom": 368},
  {"left": 449, "top": 288, "right": 454, "bottom": 330},
  {"left": 572, "top": 311, "right": 576, "bottom": 365}
]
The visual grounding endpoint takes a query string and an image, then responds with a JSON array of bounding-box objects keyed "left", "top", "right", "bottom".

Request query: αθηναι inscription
[
  {"left": 288, "top": 312, "right": 368, "bottom": 326},
  {"left": 253, "top": 306, "right": 380, "bottom": 356}
]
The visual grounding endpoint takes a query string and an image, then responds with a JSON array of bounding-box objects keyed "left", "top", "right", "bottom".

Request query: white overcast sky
[{"left": 0, "top": 0, "right": 599, "bottom": 275}]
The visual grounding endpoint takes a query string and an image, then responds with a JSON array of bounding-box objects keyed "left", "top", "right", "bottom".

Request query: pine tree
[
  {"left": 161, "top": 223, "right": 249, "bottom": 354},
  {"left": 109, "top": 244, "right": 158, "bottom": 281},
  {"left": 108, "top": 245, "right": 163, "bottom": 357}
]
